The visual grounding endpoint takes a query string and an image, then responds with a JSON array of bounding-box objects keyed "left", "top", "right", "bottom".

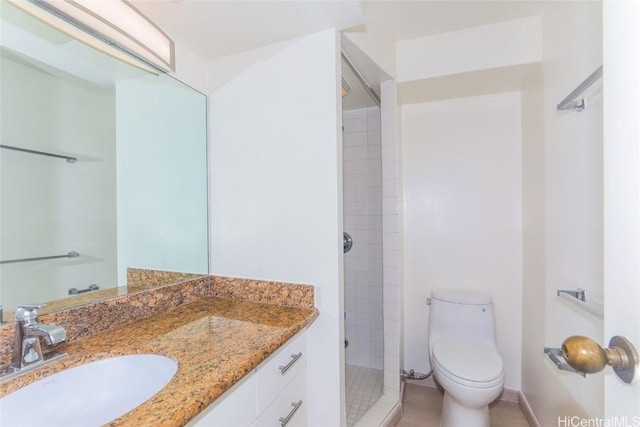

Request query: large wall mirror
[{"left": 0, "top": 2, "right": 208, "bottom": 313}]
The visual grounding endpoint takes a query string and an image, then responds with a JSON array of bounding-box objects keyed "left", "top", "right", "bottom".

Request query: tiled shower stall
[
  {"left": 343, "top": 80, "right": 400, "bottom": 427},
  {"left": 343, "top": 106, "right": 384, "bottom": 371}
]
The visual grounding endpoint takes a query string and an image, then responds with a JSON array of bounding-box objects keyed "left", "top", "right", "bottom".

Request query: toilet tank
[{"left": 428, "top": 288, "right": 497, "bottom": 353}]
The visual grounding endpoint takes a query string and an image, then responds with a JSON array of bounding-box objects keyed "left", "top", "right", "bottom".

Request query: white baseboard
[{"left": 518, "top": 391, "right": 540, "bottom": 427}]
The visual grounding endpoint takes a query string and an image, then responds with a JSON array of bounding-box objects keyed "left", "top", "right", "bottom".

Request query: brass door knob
[
  {"left": 561, "top": 335, "right": 639, "bottom": 383},
  {"left": 561, "top": 336, "right": 607, "bottom": 374}
]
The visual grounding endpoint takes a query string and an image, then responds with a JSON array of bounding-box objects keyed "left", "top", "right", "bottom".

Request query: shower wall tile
[
  {"left": 371, "top": 356, "right": 384, "bottom": 372},
  {"left": 382, "top": 161, "right": 398, "bottom": 180},
  {"left": 370, "top": 246, "right": 383, "bottom": 259},
  {"left": 368, "top": 130, "right": 382, "bottom": 146},
  {"left": 381, "top": 79, "right": 401, "bottom": 395},
  {"left": 383, "top": 233, "right": 400, "bottom": 251},
  {"left": 356, "top": 285, "right": 369, "bottom": 299},
  {"left": 384, "top": 301, "right": 399, "bottom": 321},
  {"left": 383, "top": 178, "right": 398, "bottom": 197},
  {"left": 343, "top": 106, "right": 383, "bottom": 370},
  {"left": 354, "top": 117, "right": 366, "bottom": 131},
  {"left": 368, "top": 144, "right": 382, "bottom": 159},
  {"left": 382, "top": 214, "right": 399, "bottom": 233},
  {"left": 383, "top": 267, "right": 400, "bottom": 286},
  {"left": 383, "top": 284, "right": 399, "bottom": 304},
  {"left": 383, "top": 249, "right": 399, "bottom": 268},
  {"left": 370, "top": 285, "right": 383, "bottom": 302},
  {"left": 382, "top": 198, "right": 399, "bottom": 215},
  {"left": 371, "top": 299, "right": 384, "bottom": 315},
  {"left": 371, "top": 315, "right": 384, "bottom": 330}
]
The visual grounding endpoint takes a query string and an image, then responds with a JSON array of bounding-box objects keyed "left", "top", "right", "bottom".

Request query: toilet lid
[{"left": 432, "top": 340, "right": 504, "bottom": 386}]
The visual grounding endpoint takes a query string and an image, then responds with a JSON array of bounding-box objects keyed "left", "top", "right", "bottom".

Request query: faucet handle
[{"left": 15, "top": 304, "right": 47, "bottom": 323}]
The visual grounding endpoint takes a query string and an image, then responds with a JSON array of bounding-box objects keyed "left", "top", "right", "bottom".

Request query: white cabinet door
[{"left": 186, "top": 373, "right": 256, "bottom": 427}]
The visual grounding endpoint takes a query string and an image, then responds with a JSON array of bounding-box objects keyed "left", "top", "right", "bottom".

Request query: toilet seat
[{"left": 432, "top": 339, "right": 504, "bottom": 389}]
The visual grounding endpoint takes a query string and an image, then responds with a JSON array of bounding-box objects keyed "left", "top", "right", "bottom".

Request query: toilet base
[{"left": 441, "top": 392, "right": 490, "bottom": 427}]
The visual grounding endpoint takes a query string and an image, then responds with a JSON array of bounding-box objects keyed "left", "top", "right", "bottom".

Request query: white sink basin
[{"left": 0, "top": 354, "right": 177, "bottom": 427}]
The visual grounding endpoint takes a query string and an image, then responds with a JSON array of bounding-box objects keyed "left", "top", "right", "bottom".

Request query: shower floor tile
[{"left": 346, "top": 364, "right": 384, "bottom": 427}]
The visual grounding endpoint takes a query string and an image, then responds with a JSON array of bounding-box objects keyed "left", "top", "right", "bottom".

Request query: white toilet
[{"left": 428, "top": 288, "right": 504, "bottom": 427}]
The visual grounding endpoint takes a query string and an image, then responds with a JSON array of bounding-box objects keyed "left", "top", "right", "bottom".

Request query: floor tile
[
  {"left": 346, "top": 364, "right": 384, "bottom": 426},
  {"left": 395, "top": 384, "right": 530, "bottom": 427}
]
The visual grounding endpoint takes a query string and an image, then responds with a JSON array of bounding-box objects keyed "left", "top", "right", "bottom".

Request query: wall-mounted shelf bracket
[
  {"left": 544, "top": 347, "right": 586, "bottom": 377},
  {"left": 557, "top": 288, "right": 586, "bottom": 301},
  {"left": 558, "top": 98, "right": 585, "bottom": 112},
  {"left": 556, "top": 65, "right": 603, "bottom": 112}
]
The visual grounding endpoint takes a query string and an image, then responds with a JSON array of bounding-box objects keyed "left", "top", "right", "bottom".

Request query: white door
[{"left": 603, "top": 0, "right": 640, "bottom": 419}]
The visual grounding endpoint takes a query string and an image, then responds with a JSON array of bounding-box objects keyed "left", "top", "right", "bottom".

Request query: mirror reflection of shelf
[
  {"left": 0, "top": 144, "right": 77, "bottom": 163},
  {"left": 0, "top": 251, "right": 80, "bottom": 265}
]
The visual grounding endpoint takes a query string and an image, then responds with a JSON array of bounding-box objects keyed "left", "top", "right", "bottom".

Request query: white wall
[
  {"left": 396, "top": 16, "right": 542, "bottom": 83},
  {"left": 395, "top": 5, "right": 602, "bottom": 422},
  {"left": 207, "top": 29, "right": 344, "bottom": 427},
  {"left": 0, "top": 56, "right": 117, "bottom": 306},
  {"left": 205, "top": 39, "right": 295, "bottom": 94},
  {"left": 171, "top": 39, "right": 208, "bottom": 94},
  {"left": 402, "top": 92, "right": 524, "bottom": 391},
  {"left": 343, "top": 107, "right": 384, "bottom": 370},
  {"left": 520, "top": 62, "right": 546, "bottom": 419},
  {"left": 521, "top": 2, "right": 604, "bottom": 425}
]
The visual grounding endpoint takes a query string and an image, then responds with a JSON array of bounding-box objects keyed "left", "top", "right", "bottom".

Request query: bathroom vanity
[
  {"left": 187, "top": 330, "right": 308, "bottom": 427},
  {"left": 0, "top": 273, "right": 318, "bottom": 426}
]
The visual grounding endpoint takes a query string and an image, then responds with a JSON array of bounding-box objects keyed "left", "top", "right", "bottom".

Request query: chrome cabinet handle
[
  {"left": 278, "top": 352, "right": 302, "bottom": 375},
  {"left": 279, "top": 400, "right": 303, "bottom": 427}
]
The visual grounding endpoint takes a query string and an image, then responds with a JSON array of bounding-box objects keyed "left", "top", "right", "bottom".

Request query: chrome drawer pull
[
  {"left": 279, "top": 400, "right": 303, "bottom": 427},
  {"left": 278, "top": 352, "right": 302, "bottom": 375}
]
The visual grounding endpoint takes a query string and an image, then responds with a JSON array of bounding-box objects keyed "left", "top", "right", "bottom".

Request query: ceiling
[
  {"left": 131, "top": 1, "right": 545, "bottom": 110},
  {"left": 131, "top": 0, "right": 364, "bottom": 60},
  {"left": 132, "top": 1, "right": 545, "bottom": 62},
  {"left": 352, "top": 1, "right": 544, "bottom": 43}
]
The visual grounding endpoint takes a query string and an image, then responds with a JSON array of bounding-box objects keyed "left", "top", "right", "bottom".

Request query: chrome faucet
[{"left": 12, "top": 304, "right": 66, "bottom": 370}]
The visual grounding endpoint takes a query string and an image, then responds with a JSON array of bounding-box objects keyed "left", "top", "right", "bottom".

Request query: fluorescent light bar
[{"left": 9, "top": 0, "right": 174, "bottom": 73}]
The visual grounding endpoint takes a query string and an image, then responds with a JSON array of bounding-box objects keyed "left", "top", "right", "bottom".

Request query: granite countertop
[{"left": 0, "top": 296, "right": 318, "bottom": 427}]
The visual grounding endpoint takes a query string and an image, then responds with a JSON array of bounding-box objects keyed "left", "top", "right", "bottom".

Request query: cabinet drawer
[
  {"left": 256, "top": 331, "right": 306, "bottom": 415},
  {"left": 256, "top": 332, "right": 307, "bottom": 415},
  {"left": 254, "top": 370, "right": 306, "bottom": 427}
]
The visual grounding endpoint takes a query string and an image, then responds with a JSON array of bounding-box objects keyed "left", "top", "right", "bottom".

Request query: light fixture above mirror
[{"left": 8, "top": 0, "right": 174, "bottom": 73}]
